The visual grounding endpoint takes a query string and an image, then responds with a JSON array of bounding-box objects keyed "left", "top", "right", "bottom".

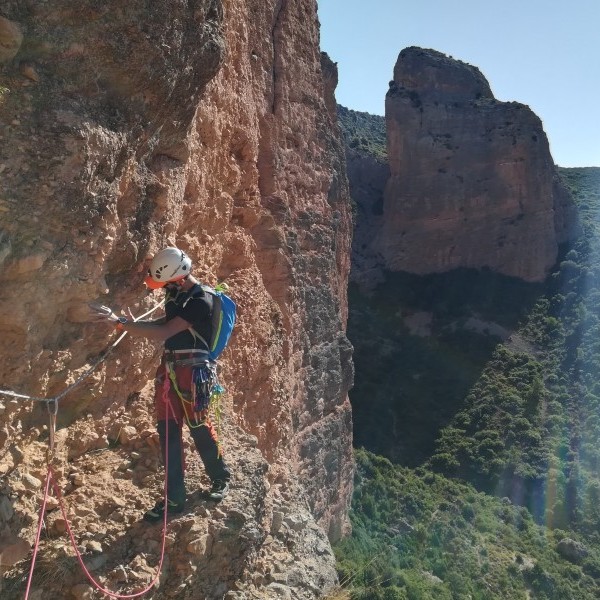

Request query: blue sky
[{"left": 318, "top": 0, "right": 599, "bottom": 168}]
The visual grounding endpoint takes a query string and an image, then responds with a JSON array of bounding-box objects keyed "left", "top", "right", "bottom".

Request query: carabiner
[{"left": 46, "top": 399, "right": 58, "bottom": 416}]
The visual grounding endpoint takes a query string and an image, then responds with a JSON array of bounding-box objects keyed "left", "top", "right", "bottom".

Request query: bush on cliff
[{"left": 337, "top": 105, "right": 387, "bottom": 160}]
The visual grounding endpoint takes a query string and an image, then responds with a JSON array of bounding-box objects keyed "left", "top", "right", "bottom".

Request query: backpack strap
[
  {"left": 188, "top": 327, "right": 210, "bottom": 351},
  {"left": 182, "top": 283, "right": 205, "bottom": 307},
  {"left": 186, "top": 284, "right": 214, "bottom": 351},
  {"left": 165, "top": 282, "right": 205, "bottom": 305}
]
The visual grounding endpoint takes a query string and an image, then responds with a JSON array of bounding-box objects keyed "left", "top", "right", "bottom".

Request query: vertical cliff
[
  {"left": 366, "top": 47, "right": 576, "bottom": 282},
  {"left": 0, "top": 1, "right": 353, "bottom": 598}
]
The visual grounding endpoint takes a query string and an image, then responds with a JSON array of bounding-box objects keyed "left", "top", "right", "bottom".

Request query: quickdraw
[{"left": 191, "top": 361, "right": 218, "bottom": 412}]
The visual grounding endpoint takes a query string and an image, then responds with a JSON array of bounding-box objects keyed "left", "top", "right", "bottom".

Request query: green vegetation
[
  {"left": 427, "top": 167, "right": 600, "bottom": 536},
  {"left": 337, "top": 105, "right": 387, "bottom": 160},
  {"left": 348, "top": 268, "right": 542, "bottom": 466},
  {"left": 339, "top": 167, "right": 600, "bottom": 598},
  {"left": 336, "top": 449, "right": 600, "bottom": 600}
]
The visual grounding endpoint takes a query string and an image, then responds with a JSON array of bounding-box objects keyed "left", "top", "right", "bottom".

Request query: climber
[{"left": 91, "top": 246, "right": 231, "bottom": 522}]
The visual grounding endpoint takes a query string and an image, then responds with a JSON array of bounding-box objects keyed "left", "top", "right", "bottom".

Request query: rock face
[
  {"left": 375, "top": 47, "right": 576, "bottom": 282},
  {"left": 0, "top": 1, "right": 353, "bottom": 598},
  {"left": 346, "top": 145, "right": 389, "bottom": 288}
]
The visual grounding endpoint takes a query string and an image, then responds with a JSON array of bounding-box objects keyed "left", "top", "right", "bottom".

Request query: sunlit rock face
[
  {"left": 377, "top": 46, "right": 576, "bottom": 281},
  {"left": 0, "top": 1, "right": 353, "bottom": 597}
]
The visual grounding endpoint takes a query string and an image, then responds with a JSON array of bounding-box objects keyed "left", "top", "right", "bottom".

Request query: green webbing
[
  {"left": 166, "top": 362, "right": 204, "bottom": 430},
  {"left": 211, "top": 311, "right": 223, "bottom": 352},
  {"left": 165, "top": 362, "right": 223, "bottom": 442}
]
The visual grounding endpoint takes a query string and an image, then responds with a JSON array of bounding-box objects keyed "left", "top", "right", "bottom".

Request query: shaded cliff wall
[
  {"left": 345, "top": 145, "right": 389, "bottom": 288},
  {"left": 0, "top": 0, "right": 352, "bottom": 596},
  {"left": 368, "top": 47, "right": 576, "bottom": 283}
]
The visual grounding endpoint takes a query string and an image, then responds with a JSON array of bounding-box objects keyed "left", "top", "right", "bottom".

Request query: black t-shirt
[{"left": 164, "top": 284, "right": 213, "bottom": 351}]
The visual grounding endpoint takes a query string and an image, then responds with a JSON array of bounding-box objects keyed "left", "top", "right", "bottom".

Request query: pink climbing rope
[
  {"left": 23, "top": 470, "right": 52, "bottom": 598},
  {"left": 24, "top": 369, "right": 176, "bottom": 599}
]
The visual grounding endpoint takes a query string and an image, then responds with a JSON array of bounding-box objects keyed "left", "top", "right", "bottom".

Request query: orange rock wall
[
  {"left": 0, "top": 0, "right": 353, "bottom": 592},
  {"left": 378, "top": 47, "right": 576, "bottom": 281}
]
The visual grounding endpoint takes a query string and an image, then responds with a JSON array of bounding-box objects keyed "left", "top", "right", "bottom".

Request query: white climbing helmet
[{"left": 144, "top": 246, "right": 192, "bottom": 289}]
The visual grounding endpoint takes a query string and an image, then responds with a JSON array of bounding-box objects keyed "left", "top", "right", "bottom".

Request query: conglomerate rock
[
  {"left": 374, "top": 47, "right": 576, "bottom": 282},
  {"left": 0, "top": 1, "right": 353, "bottom": 598}
]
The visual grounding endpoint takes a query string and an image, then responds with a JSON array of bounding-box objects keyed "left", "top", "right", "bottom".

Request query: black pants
[
  {"left": 154, "top": 359, "right": 231, "bottom": 504},
  {"left": 158, "top": 419, "right": 231, "bottom": 504}
]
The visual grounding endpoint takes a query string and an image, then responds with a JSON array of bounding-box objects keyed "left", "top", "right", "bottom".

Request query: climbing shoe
[
  {"left": 201, "top": 480, "right": 229, "bottom": 502},
  {"left": 143, "top": 498, "right": 184, "bottom": 522}
]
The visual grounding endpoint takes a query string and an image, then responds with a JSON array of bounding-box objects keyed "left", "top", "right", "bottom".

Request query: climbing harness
[
  {"left": 164, "top": 353, "right": 225, "bottom": 436},
  {"left": 161, "top": 280, "right": 234, "bottom": 435}
]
